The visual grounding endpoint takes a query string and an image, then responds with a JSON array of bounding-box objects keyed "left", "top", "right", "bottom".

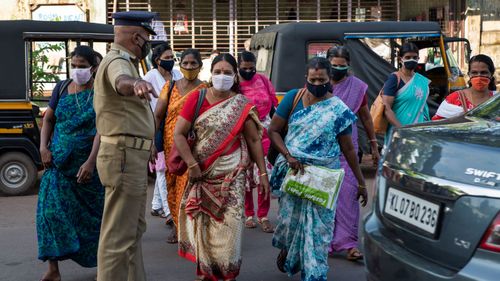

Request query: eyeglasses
[
  {"left": 469, "top": 71, "right": 491, "bottom": 77},
  {"left": 137, "top": 34, "right": 150, "bottom": 44}
]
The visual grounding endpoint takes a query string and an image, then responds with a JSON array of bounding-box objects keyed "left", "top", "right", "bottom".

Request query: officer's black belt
[{"left": 101, "top": 135, "right": 152, "bottom": 151}]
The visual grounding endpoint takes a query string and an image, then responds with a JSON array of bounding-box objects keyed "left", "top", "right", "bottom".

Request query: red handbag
[{"left": 167, "top": 88, "right": 206, "bottom": 175}]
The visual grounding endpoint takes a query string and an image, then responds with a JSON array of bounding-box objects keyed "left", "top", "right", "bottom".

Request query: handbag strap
[
  {"left": 289, "top": 88, "right": 307, "bottom": 119},
  {"left": 190, "top": 88, "right": 206, "bottom": 130},
  {"left": 164, "top": 79, "right": 176, "bottom": 112},
  {"left": 281, "top": 88, "right": 307, "bottom": 135},
  {"left": 458, "top": 90, "right": 468, "bottom": 113},
  {"left": 380, "top": 71, "right": 401, "bottom": 96}
]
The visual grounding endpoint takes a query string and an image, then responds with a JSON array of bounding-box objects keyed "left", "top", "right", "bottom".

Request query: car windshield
[{"left": 468, "top": 94, "right": 500, "bottom": 122}]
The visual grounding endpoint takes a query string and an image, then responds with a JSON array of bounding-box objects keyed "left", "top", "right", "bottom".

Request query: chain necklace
[
  {"left": 180, "top": 79, "right": 200, "bottom": 96},
  {"left": 71, "top": 83, "right": 93, "bottom": 111}
]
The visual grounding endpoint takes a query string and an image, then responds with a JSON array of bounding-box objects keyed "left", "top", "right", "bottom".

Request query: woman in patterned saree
[
  {"left": 174, "top": 53, "right": 270, "bottom": 281},
  {"left": 383, "top": 42, "right": 430, "bottom": 141},
  {"left": 155, "top": 48, "right": 207, "bottom": 243},
  {"left": 37, "top": 46, "right": 104, "bottom": 281},
  {"left": 327, "top": 46, "right": 378, "bottom": 261},
  {"left": 269, "top": 57, "right": 367, "bottom": 281}
]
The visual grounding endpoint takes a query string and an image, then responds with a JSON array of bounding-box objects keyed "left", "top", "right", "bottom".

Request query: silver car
[{"left": 363, "top": 94, "right": 500, "bottom": 281}]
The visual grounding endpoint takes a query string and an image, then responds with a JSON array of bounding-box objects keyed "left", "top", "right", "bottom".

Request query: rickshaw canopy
[
  {"left": 0, "top": 20, "right": 113, "bottom": 101},
  {"left": 251, "top": 21, "right": 443, "bottom": 95}
]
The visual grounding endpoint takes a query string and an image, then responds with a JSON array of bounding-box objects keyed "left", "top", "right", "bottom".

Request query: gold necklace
[
  {"left": 71, "top": 83, "right": 92, "bottom": 111},
  {"left": 181, "top": 80, "right": 199, "bottom": 96}
]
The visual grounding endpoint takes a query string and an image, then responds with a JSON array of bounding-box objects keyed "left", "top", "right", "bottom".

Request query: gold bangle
[
  {"left": 284, "top": 151, "right": 291, "bottom": 157},
  {"left": 259, "top": 172, "right": 268, "bottom": 177},
  {"left": 188, "top": 162, "right": 198, "bottom": 169},
  {"left": 358, "top": 184, "right": 367, "bottom": 189},
  {"left": 133, "top": 78, "right": 142, "bottom": 88}
]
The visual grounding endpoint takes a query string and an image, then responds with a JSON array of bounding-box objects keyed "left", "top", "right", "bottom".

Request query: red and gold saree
[{"left": 178, "top": 93, "right": 261, "bottom": 281}]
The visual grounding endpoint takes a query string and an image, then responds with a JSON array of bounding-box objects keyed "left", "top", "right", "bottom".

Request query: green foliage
[{"left": 30, "top": 43, "right": 64, "bottom": 97}]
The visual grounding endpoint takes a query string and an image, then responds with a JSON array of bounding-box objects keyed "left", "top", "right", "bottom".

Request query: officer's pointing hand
[{"left": 133, "top": 79, "right": 158, "bottom": 101}]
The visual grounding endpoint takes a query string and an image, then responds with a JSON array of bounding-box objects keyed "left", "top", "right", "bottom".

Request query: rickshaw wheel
[{"left": 0, "top": 152, "right": 37, "bottom": 196}]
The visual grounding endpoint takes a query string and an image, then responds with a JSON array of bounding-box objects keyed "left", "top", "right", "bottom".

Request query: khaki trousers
[{"left": 96, "top": 141, "right": 150, "bottom": 281}]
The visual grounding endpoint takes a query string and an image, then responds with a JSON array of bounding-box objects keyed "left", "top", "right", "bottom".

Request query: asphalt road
[{"left": 0, "top": 165, "right": 376, "bottom": 281}]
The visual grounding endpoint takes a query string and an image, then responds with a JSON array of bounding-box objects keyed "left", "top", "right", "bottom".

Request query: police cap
[{"left": 112, "top": 11, "right": 157, "bottom": 35}]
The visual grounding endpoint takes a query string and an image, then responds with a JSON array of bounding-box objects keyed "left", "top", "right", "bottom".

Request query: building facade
[
  {"left": 107, "top": 0, "right": 400, "bottom": 56},
  {"left": 1, "top": 1, "right": 497, "bottom": 75},
  {"left": 0, "top": 0, "right": 107, "bottom": 24}
]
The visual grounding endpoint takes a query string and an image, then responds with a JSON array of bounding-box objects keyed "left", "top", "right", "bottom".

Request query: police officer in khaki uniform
[{"left": 94, "top": 11, "right": 158, "bottom": 281}]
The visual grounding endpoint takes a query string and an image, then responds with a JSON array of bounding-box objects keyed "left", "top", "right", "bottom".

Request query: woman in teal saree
[
  {"left": 269, "top": 57, "right": 367, "bottom": 281},
  {"left": 382, "top": 42, "right": 430, "bottom": 141},
  {"left": 37, "top": 46, "right": 104, "bottom": 281}
]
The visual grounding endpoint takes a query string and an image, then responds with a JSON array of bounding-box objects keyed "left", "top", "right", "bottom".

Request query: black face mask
[
  {"left": 331, "top": 66, "right": 349, "bottom": 82},
  {"left": 138, "top": 36, "right": 151, "bottom": 59},
  {"left": 403, "top": 59, "right": 418, "bottom": 70},
  {"left": 159, "top": 59, "right": 174, "bottom": 72},
  {"left": 239, "top": 68, "right": 256, "bottom": 81},
  {"left": 306, "top": 81, "right": 331, "bottom": 98}
]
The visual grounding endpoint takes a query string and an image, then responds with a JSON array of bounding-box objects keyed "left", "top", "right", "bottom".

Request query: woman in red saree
[{"left": 173, "top": 53, "right": 270, "bottom": 281}]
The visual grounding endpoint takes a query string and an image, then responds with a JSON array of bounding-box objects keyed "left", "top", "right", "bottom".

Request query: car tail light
[{"left": 479, "top": 212, "right": 500, "bottom": 252}]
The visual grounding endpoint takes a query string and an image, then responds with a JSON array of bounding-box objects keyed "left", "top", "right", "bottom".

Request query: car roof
[{"left": 0, "top": 20, "right": 113, "bottom": 101}]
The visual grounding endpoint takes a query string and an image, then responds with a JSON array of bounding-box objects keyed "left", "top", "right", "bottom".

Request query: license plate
[{"left": 384, "top": 188, "right": 440, "bottom": 234}]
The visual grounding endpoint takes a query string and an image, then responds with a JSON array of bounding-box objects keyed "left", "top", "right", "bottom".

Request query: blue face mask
[
  {"left": 306, "top": 81, "right": 331, "bottom": 98},
  {"left": 159, "top": 59, "right": 174, "bottom": 72}
]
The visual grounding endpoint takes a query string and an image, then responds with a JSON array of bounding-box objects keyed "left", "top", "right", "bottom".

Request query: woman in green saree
[{"left": 382, "top": 42, "right": 430, "bottom": 141}]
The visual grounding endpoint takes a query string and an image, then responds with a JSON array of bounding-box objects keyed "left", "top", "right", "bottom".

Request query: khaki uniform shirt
[{"left": 94, "top": 43, "right": 154, "bottom": 139}]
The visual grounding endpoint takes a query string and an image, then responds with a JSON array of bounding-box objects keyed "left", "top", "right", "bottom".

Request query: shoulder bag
[
  {"left": 370, "top": 72, "right": 400, "bottom": 134},
  {"left": 166, "top": 88, "right": 206, "bottom": 175}
]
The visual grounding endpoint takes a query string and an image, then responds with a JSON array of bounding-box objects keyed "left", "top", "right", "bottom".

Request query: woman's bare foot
[
  {"left": 40, "top": 260, "right": 61, "bottom": 281},
  {"left": 346, "top": 247, "right": 363, "bottom": 261}
]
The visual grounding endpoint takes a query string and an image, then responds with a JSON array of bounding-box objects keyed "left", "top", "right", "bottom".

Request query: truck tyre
[{"left": 0, "top": 152, "right": 37, "bottom": 196}]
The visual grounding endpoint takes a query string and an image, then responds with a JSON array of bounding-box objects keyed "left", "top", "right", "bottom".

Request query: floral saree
[
  {"left": 37, "top": 89, "right": 104, "bottom": 267},
  {"left": 271, "top": 95, "right": 356, "bottom": 281},
  {"left": 178, "top": 94, "right": 261, "bottom": 281},
  {"left": 162, "top": 81, "right": 207, "bottom": 227},
  {"left": 385, "top": 72, "right": 430, "bottom": 140}
]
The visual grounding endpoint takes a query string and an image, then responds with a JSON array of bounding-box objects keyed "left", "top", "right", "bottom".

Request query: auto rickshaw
[
  {"left": 0, "top": 20, "right": 114, "bottom": 195},
  {"left": 250, "top": 21, "right": 471, "bottom": 156}
]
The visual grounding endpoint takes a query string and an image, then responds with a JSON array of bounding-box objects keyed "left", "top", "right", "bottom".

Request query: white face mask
[
  {"left": 70, "top": 67, "right": 92, "bottom": 85},
  {"left": 212, "top": 74, "right": 235, "bottom": 92}
]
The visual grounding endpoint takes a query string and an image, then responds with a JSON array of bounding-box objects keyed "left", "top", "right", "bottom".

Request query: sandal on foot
[
  {"left": 347, "top": 248, "right": 364, "bottom": 261},
  {"left": 276, "top": 249, "right": 287, "bottom": 273},
  {"left": 245, "top": 216, "right": 257, "bottom": 228},
  {"left": 258, "top": 217, "right": 274, "bottom": 233},
  {"left": 166, "top": 227, "right": 178, "bottom": 244},
  {"left": 164, "top": 214, "right": 174, "bottom": 225},
  {"left": 151, "top": 209, "right": 165, "bottom": 217}
]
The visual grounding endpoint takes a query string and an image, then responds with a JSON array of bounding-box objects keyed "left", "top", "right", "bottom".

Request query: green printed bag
[{"left": 282, "top": 165, "right": 344, "bottom": 210}]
